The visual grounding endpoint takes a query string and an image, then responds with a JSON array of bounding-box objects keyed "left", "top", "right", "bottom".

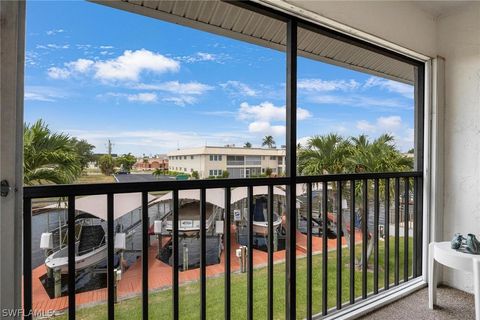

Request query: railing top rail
[
  {"left": 23, "top": 171, "right": 421, "bottom": 199},
  {"left": 295, "top": 171, "right": 421, "bottom": 183}
]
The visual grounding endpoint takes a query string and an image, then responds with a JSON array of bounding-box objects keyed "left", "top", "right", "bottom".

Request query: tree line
[
  {"left": 23, "top": 120, "right": 136, "bottom": 185},
  {"left": 24, "top": 120, "right": 412, "bottom": 186}
]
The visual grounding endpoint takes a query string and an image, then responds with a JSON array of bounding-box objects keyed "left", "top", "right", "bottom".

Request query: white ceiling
[{"left": 411, "top": 1, "right": 474, "bottom": 18}]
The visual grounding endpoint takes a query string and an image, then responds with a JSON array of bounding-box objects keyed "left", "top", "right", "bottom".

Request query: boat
[
  {"left": 251, "top": 197, "right": 283, "bottom": 236},
  {"left": 149, "top": 190, "right": 225, "bottom": 237},
  {"left": 45, "top": 224, "right": 107, "bottom": 273},
  {"left": 230, "top": 186, "right": 287, "bottom": 237},
  {"left": 40, "top": 193, "right": 155, "bottom": 275},
  {"left": 149, "top": 190, "right": 225, "bottom": 269}
]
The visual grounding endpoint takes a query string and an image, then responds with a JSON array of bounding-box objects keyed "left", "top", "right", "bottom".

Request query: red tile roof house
[{"left": 133, "top": 158, "right": 169, "bottom": 171}]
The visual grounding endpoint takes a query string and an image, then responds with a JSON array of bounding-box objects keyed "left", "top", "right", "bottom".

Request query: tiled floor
[{"left": 359, "top": 285, "right": 476, "bottom": 320}]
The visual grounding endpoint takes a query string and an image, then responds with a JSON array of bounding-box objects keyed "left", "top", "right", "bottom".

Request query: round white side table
[{"left": 429, "top": 241, "right": 480, "bottom": 319}]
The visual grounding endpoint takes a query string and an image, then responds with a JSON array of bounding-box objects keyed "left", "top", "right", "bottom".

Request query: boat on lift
[{"left": 40, "top": 193, "right": 155, "bottom": 274}]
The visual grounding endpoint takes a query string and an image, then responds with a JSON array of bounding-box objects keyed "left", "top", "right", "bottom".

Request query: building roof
[
  {"left": 150, "top": 186, "right": 288, "bottom": 209},
  {"left": 167, "top": 146, "right": 286, "bottom": 156},
  {"left": 96, "top": 0, "right": 415, "bottom": 84},
  {"left": 45, "top": 193, "right": 156, "bottom": 221}
]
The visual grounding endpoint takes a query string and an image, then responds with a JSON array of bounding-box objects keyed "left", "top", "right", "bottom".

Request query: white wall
[
  {"left": 286, "top": 0, "right": 480, "bottom": 294},
  {"left": 285, "top": 0, "right": 437, "bottom": 57},
  {"left": 437, "top": 3, "right": 480, "bottom": 293}
]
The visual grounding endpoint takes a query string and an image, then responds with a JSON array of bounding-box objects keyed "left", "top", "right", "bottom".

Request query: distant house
[{"left": 133, "top": 156, "right": 168, "bottom": 171}]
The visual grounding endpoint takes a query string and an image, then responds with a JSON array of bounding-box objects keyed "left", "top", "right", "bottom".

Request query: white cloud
[
  {"left": 162, "top": 96, "right": 197, "bottom": 106},
  {"left": 298, "top": 78, "right": 360, "bottom": 92},
  {"left": 297, "top": 136, "right": 311, "bottom": 147},
  {"left": 364, "top": 77, "right": 414, "bottom": 98},
  {"left": 356, "top": 116, "right": 403, "bottom": 133},
  {"left": 101, "top": 92, "right": 158, "bottom": 104},
  {"left": 238, "top": 101, "right": 311, "bottom": 122},
  {"left": 94, "top": 49, "right": 179, "bottom": 81},
  {"left": 24, "top": 86, "right": 67, "bottom": 102},
  {"left": 220, "top": 81, "right": 257, "bottom": 97},
  {"left": 127, "top": 92, "right": 158, "bottom": 103},
  {"left": 238, "top": 101, "right": 310, "bottom": 137},
  {"left": 47, "top": 67, "right": 71, "bottom": 79},
  {"left": 47, "top": 49, "right": 180, "bottom": 81},
  {"left": 46, "top": 29, "right": 65, "bottom": 36},
  {"left": 67, "top": 58, "right": 94, "bottom": 73},
  {"left": 178, "top": 52, "right": 228, "bottom": 64},
  {"left": 377, "top": 116, "right": 402, "bottom": 131},
  {"left": 196, "top": 52, "right": 215, "bottom": 61},
  {"left": 248, "top": 121, "right": 285, "bottom": 136},
  {"left": 309, "top": 94, "right": 411, "bottom": 110},
  {"left": 135, "top": 81, "right": 214, "bottom": 95},
  {"left": 65, "top": 128, "right": 251, "bottom": 154},
  {"left": 356, "top": 120, "right": 376, "bottom": 132},
  {"left": 37, "top": 43, "right": 69, "bottom": 49}
]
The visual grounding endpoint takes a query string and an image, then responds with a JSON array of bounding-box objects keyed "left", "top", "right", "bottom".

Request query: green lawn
[{"left": 58, "top": 237, "right": 413, "bottom": 320}]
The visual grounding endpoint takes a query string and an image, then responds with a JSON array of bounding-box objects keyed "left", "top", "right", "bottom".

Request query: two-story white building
[{"left": 167, "top": 146, "right": 286, "bottom": 179}]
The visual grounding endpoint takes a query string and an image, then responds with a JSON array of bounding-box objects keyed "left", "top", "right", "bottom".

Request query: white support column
[
  {"left": 425, "top": 57, "right": 445, "bottom": 283},
  {"left": 430, "top": 57, "right": 446, "bottom": 244},
  {"left": 0, "top": 0, "right": 26, "bottom": 317}
]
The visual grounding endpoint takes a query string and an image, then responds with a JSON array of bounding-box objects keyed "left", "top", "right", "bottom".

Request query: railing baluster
[
  {"left": 413, "top": 177, "right": 418, "bottom": 278},
  {"left": 404, "top": 178, "right": 409, "bottom": 282},
  {"left": 141, "top": 192, "right": 149, "bottom": 320},
  {"left": 247, "top": 186, "right": 254, "bottom": 320},
  {"left": 173, "top": 190, "right": 179, "bottom": 320},
  {"left": 336, "top": 181, "right": 342, "bottom": 310},
  {"left": 224, "top": 188, "right": 231, "bottom": 320},
  {"left": 373, "top": 179, "right": 379, "bottom": 294},
  {"left": 394, "top": 178, "right": 400, "bottom": 286},
  {"left": 415, "top": 176, "right": 423, "bottom": 277},
  {"left": 21, "top": 172, "right": 422, "bottom": 320},
  {"left": 322, "top": 181, "right": 328, "bottom": 315},
  {"left": 107, "top": 193, "right": 114, "bottom": 320},
  {"left": 349, "top": 180, "right": 355, "bottom": 305},
  {"left": 268, "top": 185, "right": 274, "bottom": 320},
  {"left": 200, "top": 188, "right": 206, "bottom": 320},
  {"left": 23, "top": 197, "right": 33, "bottom": 320},
  {"left": 384, "top": 178, "right": 390, "bottom": 290},
  {"left": 68, "top": 196, "right": 76, "bottom": 320},
  {"left": 306, "top": 183, "right": 313, "bottom": 319},
  {"left": 362, "top": 179, "right": 368, "bottom": 299}
]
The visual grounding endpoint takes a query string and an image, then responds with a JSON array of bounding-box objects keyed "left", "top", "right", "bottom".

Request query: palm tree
[
  {"left": 298, "top": 133, "right": 413, "bottom": 269},
  {"left": 298, "top": 133, "right": 351, "bottom": 175},
  {"left": 24, "top": 120, "right": 82, "bottom": 185},
  {"left": 262, "top": 135, "right": 275, "bottom": 148},
  {"left": 244, "top": 142, "right": 252, "bottom": 148},
  {"left": 348, "top": 134, "right": 413, "bottom": 268}
]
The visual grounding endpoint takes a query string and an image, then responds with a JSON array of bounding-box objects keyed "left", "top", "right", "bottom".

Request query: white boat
[
  {"left": 45, "top": 241, "right": 107, "bottom": 274},
  {"left": 41, "top": 193, "right": 155, "bottom": 275},
  {"left": 251, "top": 197, "right": 283, "bottom": 236},
  {"left": 253, "top": 215, "right": 283, "bottom": 236}
]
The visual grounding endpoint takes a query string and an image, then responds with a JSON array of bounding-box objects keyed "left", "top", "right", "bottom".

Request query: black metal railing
[{"left": 23, "top": 171, "right": 422, "bottom": 320}]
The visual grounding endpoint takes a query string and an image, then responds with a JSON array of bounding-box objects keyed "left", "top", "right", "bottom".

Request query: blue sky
[{"left": 25, "top": 1, "right": 415, "bottom": 156}]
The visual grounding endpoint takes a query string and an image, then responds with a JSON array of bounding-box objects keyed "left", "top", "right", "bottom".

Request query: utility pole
[{"left": 106, "top": 139, "right": 114, "bottom": 156}]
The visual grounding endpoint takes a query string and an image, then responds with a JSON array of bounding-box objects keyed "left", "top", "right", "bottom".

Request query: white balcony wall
[{"left": 437, "top": 3, "right": 480, "bottom": 293}]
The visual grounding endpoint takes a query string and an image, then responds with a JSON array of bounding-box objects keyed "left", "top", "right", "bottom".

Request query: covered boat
[{"left": 42, "top": 193, "right": 155, "bottom": 274}]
